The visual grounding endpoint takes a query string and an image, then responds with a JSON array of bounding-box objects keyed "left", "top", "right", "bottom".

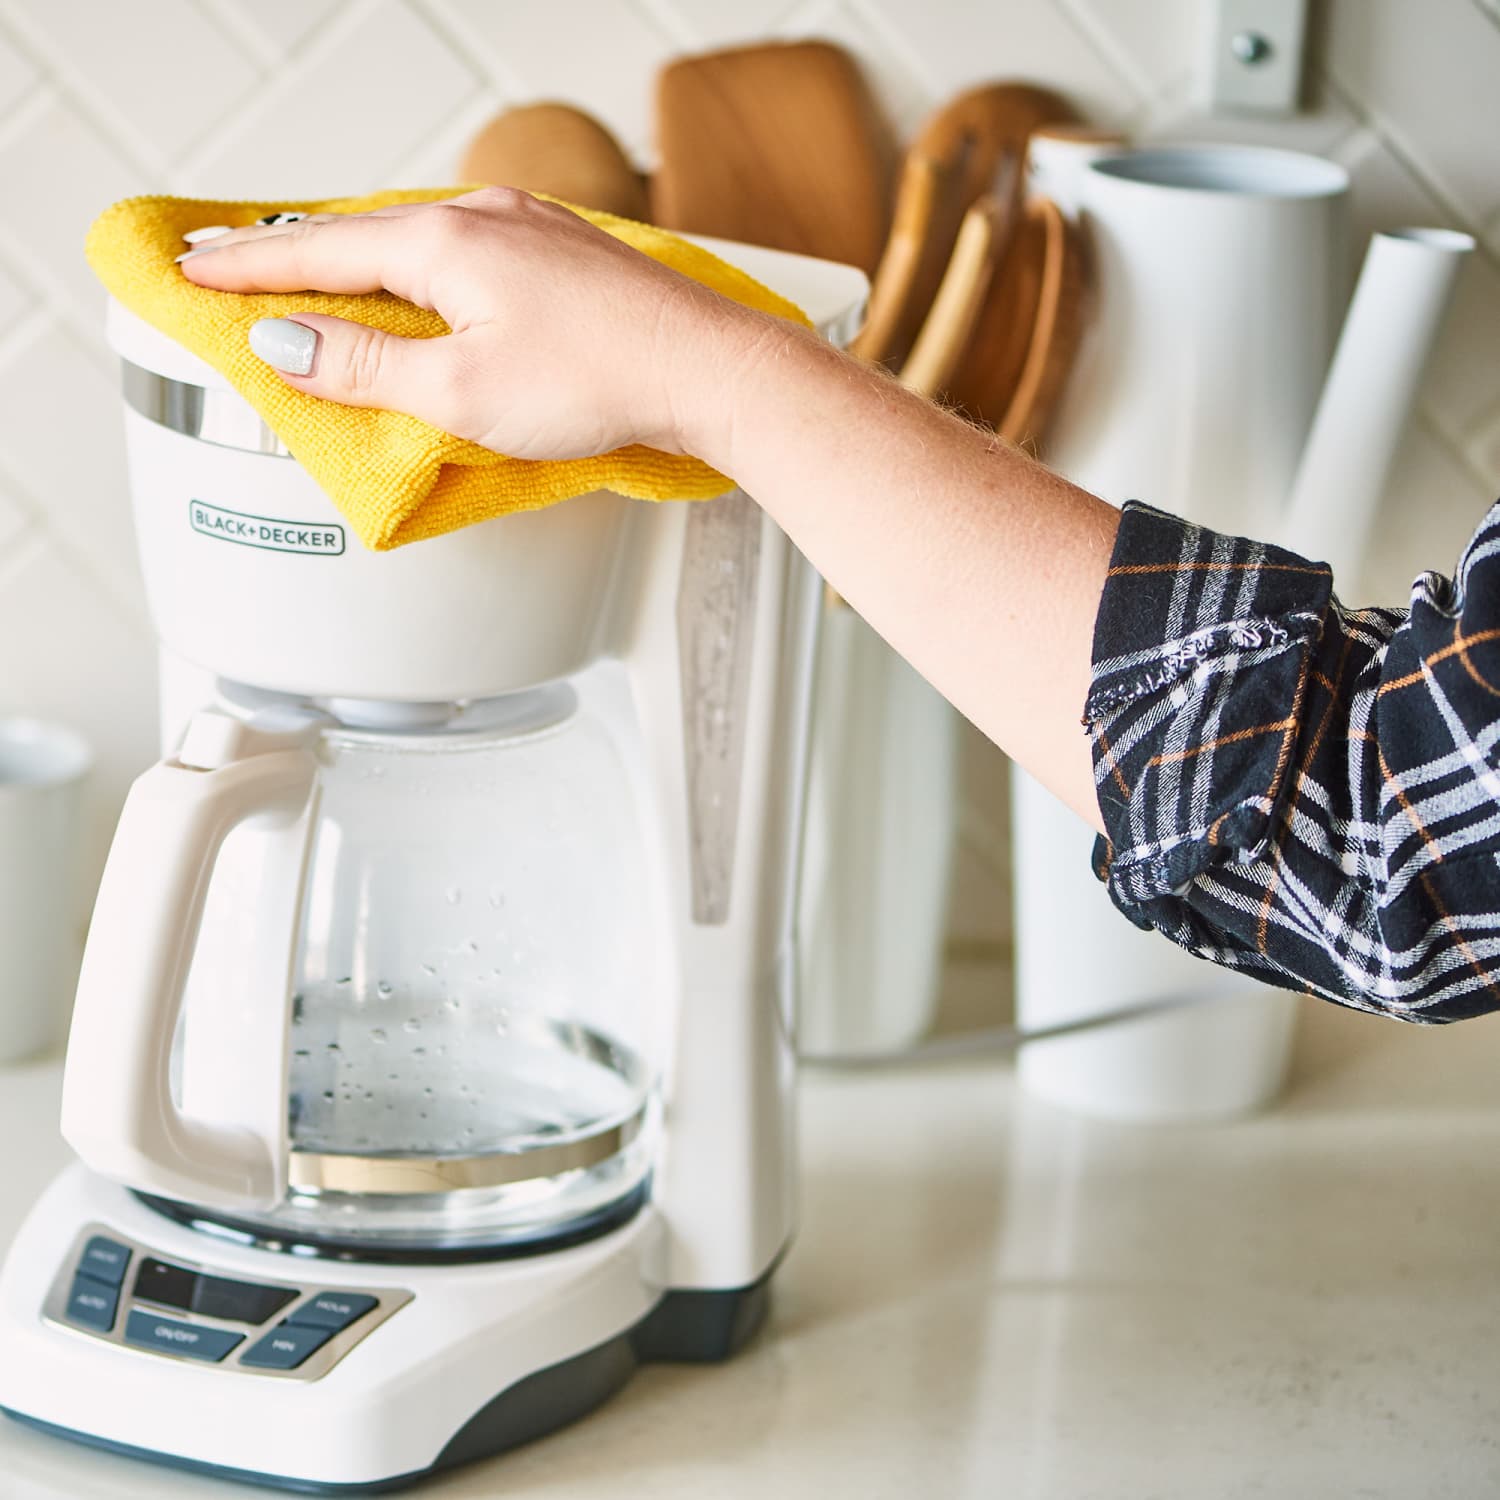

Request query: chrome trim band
[
  {"left": 121, "top": 359, "right": 292, "bottom": 457},
  {"left": 288, "top": 1108, "right": 645, "bottom": 1195},
  {"left": 287, "top": 1013, "right": 652, "bottom": 1197}
]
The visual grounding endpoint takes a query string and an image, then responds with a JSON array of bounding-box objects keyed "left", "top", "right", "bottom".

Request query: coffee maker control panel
[{"left": 43, "top": 1225, "right": 412, "bottom": 1381}]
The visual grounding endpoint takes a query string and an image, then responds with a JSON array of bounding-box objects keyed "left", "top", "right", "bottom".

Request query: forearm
[{"left": 677, "top": 302, "right": 1117, "bottom": 831}]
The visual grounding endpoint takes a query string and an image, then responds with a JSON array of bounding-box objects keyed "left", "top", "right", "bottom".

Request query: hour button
[{"left": 287, "top": 1292, "right": 378, "bottom": 1333}]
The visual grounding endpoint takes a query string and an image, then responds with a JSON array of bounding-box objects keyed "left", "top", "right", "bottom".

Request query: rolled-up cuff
[{"left": 1084, "top": 502, "right": 1332, "bottom": 930}]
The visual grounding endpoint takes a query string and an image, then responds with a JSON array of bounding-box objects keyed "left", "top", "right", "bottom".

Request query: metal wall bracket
[{"left": 1199, "top": 0, "right": 1309, "bottom": 117}]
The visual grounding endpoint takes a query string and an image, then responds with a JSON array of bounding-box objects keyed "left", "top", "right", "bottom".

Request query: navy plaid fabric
[{"left": 1086, "top": 499, "right": 1500, "bottom": 1024}]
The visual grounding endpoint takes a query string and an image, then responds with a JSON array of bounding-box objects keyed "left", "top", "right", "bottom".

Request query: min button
[{"left": 240, "top": 1322, "right": 334, "bottom": 1372}]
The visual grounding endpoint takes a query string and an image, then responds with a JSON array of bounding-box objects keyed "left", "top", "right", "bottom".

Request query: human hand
[{"left": 178, "top": 188, "right": 761, "bottom": 462}]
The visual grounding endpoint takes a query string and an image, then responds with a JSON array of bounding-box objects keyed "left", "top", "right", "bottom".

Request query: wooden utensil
[
  {"left": 998, "top": 196, "right": 1089, "bottom": 452},
  {"left": 461, "top": 102, "right": 649, "bottom": 221},
  {"left": 900, "top": 184, "right": 1014, "bottom": 401},
  {"left": 651, "top": 40, "right": 897, "bottom": 274},
  {"left": 856, "top": 83, "right": 1076, "bottom": 370}
]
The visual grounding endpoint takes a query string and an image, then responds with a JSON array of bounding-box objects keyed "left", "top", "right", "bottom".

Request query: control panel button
[
  {"left": 133, "top": 1258, "right": 198, "bottom": 1312},
  {"left": 78, "top": 1236, "right": 131, "bottom": 1288},
  {"left": 124, "top": 1309, "right": 244, "bottom": 1364},
  {"left": 65, "top": 1274, "right": 120, "bottom": 1333},
  {"left": 191, "top": 1274, "right": 297, "bottom": 1326},
  {"left": 286, "top": 1291, "right": 379, "bottom": 1333},
  {"left": 239, "top": 1322, "right": 335, "bottom": 1371}
]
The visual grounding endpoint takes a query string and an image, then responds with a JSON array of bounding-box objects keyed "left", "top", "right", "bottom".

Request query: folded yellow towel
[{"left": 85, "top": 188, "right": 810, "bottom": 550}]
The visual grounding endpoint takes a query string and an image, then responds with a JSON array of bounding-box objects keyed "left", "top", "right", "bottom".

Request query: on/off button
[{"left": 124, "top": 1309, "right": 244, "bottom": 1364}]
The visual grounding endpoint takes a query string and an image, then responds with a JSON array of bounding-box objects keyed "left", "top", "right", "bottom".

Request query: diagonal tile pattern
[{"left": 0, "top": 0, "right": 1492, "bottom": 920}]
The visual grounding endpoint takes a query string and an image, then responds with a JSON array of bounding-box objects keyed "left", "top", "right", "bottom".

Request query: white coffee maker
[{"left": 0, "top": 237, "right": 866, "bottom": 1492}]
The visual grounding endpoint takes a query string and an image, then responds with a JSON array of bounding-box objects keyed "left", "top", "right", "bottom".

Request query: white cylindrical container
[
  {"left": 1025, "top": 124, "right": 1126, "bottom": 215},
  {"left": 1018, "top": 146, "right": 1349, "bottom": 1121},
  {"left": 798, "top": 606, "right": 958, "bottom": 1057},
  {"left": 0, "top": 718, "right": 92, "bottom": 1064},
  {"left": 1283, "top": 226, "right": 1475, "bottom": 590}
]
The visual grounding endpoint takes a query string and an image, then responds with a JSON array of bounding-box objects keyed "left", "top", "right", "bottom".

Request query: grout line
[
  {"left": 189, "top": 0, "right": 281, "bottom": 72},
  {"left": 1053, "top": 0, "right": 1164, "bottom": 114},
  {"left": 413, "top": 0, "right": 530, "bottom": 99},
  {"left": 838, "top": 0, "right": 946, "bottom": 104},
  {"left": 168, "top": 0, "right": 387, "bottom": 186},
  {"left": 629, "top": 0, "right": 703, "bottom": 53},
  {"left": 0, "top": 0, "right": 171, "bottom": 180},
  {"left": 0, "top": 72, "right": 51, "bottom": 155},
  {"left": 1318, "top": 60, "right": 1498, "bottom": 260},
  {"left": 383, "top": 90, "right": 505, "bottom": 188},
  {"left": 0, "top": 521, "right": 44, "bottom": 590}
]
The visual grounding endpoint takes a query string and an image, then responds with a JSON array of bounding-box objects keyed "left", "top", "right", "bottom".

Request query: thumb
[{"left": 248, "top": 313, "right": 450, "bottom": 427}]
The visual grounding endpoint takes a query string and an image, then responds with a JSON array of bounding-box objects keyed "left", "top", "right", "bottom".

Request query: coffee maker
[{"left": 0, "top": 237, "right": 866, "bottom": 1491}]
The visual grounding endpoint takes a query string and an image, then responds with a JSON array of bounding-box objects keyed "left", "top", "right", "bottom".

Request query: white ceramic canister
[
  {"left": 0, "top": 719, "right": 91, "bottom": 1064},
  {"left": 1015, "top": 146, "right": 1350, "bottom": 1121}
]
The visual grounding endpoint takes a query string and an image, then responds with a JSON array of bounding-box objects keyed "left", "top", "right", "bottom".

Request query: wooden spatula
[
  {"left": 651, "top": 40, "right": 897, "bottom": 275},
  {"left": 461, "top": 102, "right": 649, "bottom": 221},
  {"left": 899, "top": 182, "right": 1015, "bottom": 401},
  {"left": 998, "top": 196, "right": 1089, "bottom": 452},
  {"left": 856, "top": 83, "right": 1076, "bottom": 371}
]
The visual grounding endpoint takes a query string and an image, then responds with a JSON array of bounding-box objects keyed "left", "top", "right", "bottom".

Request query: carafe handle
[{"left": 60, "top": 708, "right": 319, "bottom": 1210}]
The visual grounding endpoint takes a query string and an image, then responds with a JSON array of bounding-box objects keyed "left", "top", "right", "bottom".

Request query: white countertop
[{"left": 4, "top": 999, "right": 1500, "bottom": 1498}]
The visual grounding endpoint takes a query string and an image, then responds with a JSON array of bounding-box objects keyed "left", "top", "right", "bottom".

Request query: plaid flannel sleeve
[{"left": 1085, "top": 499, "right": 1500, "bottom": 1024}]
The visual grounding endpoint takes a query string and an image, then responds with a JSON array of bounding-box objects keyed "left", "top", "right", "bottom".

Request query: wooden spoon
[
  {"left": 651, "top": 40, "right": 897, "bottom": 275},
  {"left": 461, "top": 102, "right": 649, "bottom": 221}
]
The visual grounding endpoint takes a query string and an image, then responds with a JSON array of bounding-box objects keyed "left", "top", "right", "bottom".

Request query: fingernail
[
  {"left": 175, "top": 244, "right": 222, "bottom": 264},
  {"left": 250, "top": 317, "right": 319, "bottom": 376},
  {"left": 182, "top": 224, "right": 232, "bottom": 244}
]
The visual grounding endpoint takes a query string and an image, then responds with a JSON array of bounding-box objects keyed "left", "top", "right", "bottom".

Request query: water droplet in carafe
[
  {"left": 325, "top": 1041, "right": 340, "bottom": 1053},
  {"left": 488, "top": 890, "right": 505, "bottom": 909},
  {"left": 421, "top": 963, "right": 437, "bottom": 977},
  {"left": 413, "top": 1046, "right": 427, "bottom": 1057},
  {"left": 370, "top": 1028, "right": 387, "bottom": 1044},
  {"left": 293, "top": 1048, "right": 309, "bottom": 1059},
  {"left": 377, "top": 981, "right": 393, "bottom": 998},
  {"left": 336, "top": 976, "right": 352, "bottom": 986},
  {"left": 444, "top": 997, "right": 462, "bottom": 1012},
  {"left": 322, "top": 1090, "right": 334, "bottom": 1101},
  {"left": 291, "top": 994, "right": 304, "bottom": 1026},
  {"left": 446, "top": 887, "right": 462, "bottom": 906},
  {"left": 404, "top": 1018, "right": 421, "bottom": 1034}
]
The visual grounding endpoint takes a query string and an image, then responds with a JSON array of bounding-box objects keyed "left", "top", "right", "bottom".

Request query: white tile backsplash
[
  {"left": 0, "top": 0, "right": 1492, "bottom": 922},
  {"left": 0, "top": 23, "right": 36, "bottom": 115},
  {"left": 10, "top": 0, "right": 260, "bottom": 165}
]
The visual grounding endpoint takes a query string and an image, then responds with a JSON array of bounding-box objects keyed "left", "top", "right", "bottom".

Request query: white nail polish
[
  {"left": 250, "top": 318, "right": 319, "bottom": 376},
  {"left": 182, "top": 224, "right": 232, "bottom": 244}
]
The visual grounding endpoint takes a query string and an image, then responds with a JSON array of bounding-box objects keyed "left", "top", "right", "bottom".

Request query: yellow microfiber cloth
[{"left": 85, "top": 187, "right": 811, "bottom": 550}]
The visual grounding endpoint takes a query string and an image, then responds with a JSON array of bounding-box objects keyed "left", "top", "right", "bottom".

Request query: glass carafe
[
  {"left": 272, "top": 687, "right": 660, "bottom": 1252},
  {"left": 75, "top": 681, "right": 663, "bottom": 1258}
]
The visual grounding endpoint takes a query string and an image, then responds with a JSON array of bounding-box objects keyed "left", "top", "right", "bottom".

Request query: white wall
[{"left": 0, "top": 0, "right": 1496, "bottom": 961}]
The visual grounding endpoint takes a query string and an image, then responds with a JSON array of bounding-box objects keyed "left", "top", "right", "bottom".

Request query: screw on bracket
[{"left": 1230, "top": 29, "right": 1274, "bottom": 65}]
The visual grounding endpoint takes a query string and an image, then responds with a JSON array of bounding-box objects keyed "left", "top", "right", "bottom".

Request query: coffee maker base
[{"left": 0, "top": 1165, "right": 778, "bottom": 1493}]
